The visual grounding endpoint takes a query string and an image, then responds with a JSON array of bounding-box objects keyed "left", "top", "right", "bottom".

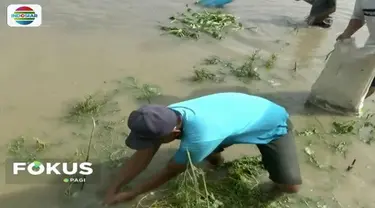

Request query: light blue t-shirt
[{"left": 168, "top": 92, "right": 289, "bottom": 165}]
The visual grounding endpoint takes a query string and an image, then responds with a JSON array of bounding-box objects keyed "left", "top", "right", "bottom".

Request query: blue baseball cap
[{"left": 125, "top": 105, "right": 178, "bottom": 150}]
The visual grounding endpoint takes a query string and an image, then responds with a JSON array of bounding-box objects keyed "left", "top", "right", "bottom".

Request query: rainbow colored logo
[{"left": 11, "top": 6, "right": 38, "bottom": 25}]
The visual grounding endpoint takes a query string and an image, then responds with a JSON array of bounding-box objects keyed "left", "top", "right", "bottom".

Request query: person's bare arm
[
  {"left": 111, "top": 159, "right": 187, "bottom": 204},
  {"left": 105, "top": 147, "right": 159, "bottom": 194},
  {"left": 338, "top": 0, "right": 365, "bottom": 40},
  {"left": 341, "top": 19, "right": 364, "bottom": 37},
  {"left": 131, "top": 159, "right": 186, "bottom": 196}
]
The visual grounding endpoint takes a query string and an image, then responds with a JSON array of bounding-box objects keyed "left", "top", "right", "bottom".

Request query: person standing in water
[
  {"left": 337, "top": 0, "right": 375, "bottom": 98},
  {"left": 103, "top": 92, "right": 302, "bottom": 206},
  {"left": 297, "top": 0, "right": 336, "bottom": 28}
]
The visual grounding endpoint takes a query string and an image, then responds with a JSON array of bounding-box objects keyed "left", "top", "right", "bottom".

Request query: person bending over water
[
  {"left": 337, "top": 0, "right": 375, "bottom": 98},
  {"left": 103, "top": 92, "right": 302, "bottom": 206}
]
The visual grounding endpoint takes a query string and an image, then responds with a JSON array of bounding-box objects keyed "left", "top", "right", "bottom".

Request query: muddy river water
[{"left": 0, "top": 0, "right": 375, "bottom": 207}]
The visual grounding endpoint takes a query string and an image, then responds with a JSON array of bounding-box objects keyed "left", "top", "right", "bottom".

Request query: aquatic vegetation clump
[
  {"left": 264, "top": 53, "right": 278, "bottom": 70},
  {"left": 295, "top": 127, "right": 318, "bottom": 136},
  {"left": 192, "top": 68, "right": 224, "bottom": 82},
  {"left": 66, "top": 94, "right": 114, "bottom": 123},
  {"left": 329, "top": 141, "right": 350, "bottom": 158},
  {"left": 230, "top": 58, "right": 261, "bottom": 82},
  {"left": 124, "top": 76, "right": 162, "bottom": 104},
  {"left": 148, "top": 155, "right": 329, "bottom": 208},
  {"left": 160, "top": 6, "right": 243, "bottom": 40},
  {"left": 331, "top": 120, "right": 356, "bottom": 134},
  {"left": 202, "top": 56, "right": 235, "bottom": 69},
  {"left": 194, "top": 52, "right": 265, "bottom": 83},
  {"left": 69, "top": 96, "right": 105, "bottom": 116},
  {"left": 249, "top": 49, "right": 261, "bottom": 63},
  {"left": 160, "top": 26, "right": 200, "bottom": 39},
  {"left": 7, "top": 136, "right": 48, "bottom": 162},
  {"left": 202, "top": 56, "right": 222, "bottom": 65},
  {"left": 228, "top": 50, "right": 262, "bottom": 82}
]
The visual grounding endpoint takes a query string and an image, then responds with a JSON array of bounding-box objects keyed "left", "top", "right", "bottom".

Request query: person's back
[
  {"left": 169, "top": 92, "right": 289, "bottom": 148},
  {"left": 169, "top": 93, "right": 290, "bottom": 164}
]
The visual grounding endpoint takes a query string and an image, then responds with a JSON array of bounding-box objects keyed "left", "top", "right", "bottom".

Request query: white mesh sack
[{"left": 307, "top": 38, "right": 375, "bottom": 116}]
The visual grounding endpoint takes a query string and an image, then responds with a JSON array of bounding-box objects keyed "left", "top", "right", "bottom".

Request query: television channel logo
[{"left": 7, "top": 4, "right": 42, "bottom": 27}]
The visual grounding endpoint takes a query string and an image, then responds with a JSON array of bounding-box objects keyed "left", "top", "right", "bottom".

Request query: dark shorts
[
  {"left": 307, "top": 0, "right": 336, "bottom": 16},
  {"left": 212, "top": 120, "right": 302, "bottom": 185}
]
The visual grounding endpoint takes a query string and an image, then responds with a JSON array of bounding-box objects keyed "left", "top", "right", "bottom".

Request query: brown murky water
[{"left": 0, "top": 0, "right": 374, "bottom": 207}]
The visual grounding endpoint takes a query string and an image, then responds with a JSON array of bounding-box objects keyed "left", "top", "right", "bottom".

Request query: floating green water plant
[
  {"left": 161, "top": 6, "right": 243, "bottom": 40},
  {"left": 192, "top": 68, "right": 224, "bottom": 83},
  {"left": 230, "top": 58, "right": 261, "bottom": 82},
  {"left": 332, "top": 120, "right": 356, "bottom": 135},
  {"left": 202, "top": 56, "right": 222, "bottom": 65},
  {"left": 65, "top": 93, "right": 117, "bottom": 123},
  {"left": 264, "top": 53, "right": 278, "bottom": 70},
  {"left": 69, "top": 95, "right": 105, "bottom": 117},
  {"left": 329, "top": 141, "right": 350, "bottom": 158},
  {"left": 193, "top": 51, "right": 282, "bottom": 83},
  {"left": 249, "top": 50, "right": 261, "bottom": 63},
  {"left": 124, "top": 77, "right": 162, "bottom": 104},
  {"left": 7, "top": 136, "right": 49, "bottom": 162},
  {"left": 197, "top": 52, "right": 263, "bottom": 83},
  {"left": 201, "top": 56, "right": 235, "bottom": 70},
  {"left": 295, "top": 127, "right": 318, "bottom": 136},
  {"left": 160, "top": 26, "right": 200, "bottom": 39},
  {"left": 228, "top": 50, "right": 262, "bottom": 82}
]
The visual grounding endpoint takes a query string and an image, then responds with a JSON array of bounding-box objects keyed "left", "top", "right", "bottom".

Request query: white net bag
[{"left": 306, "top": 38, "right": 375, "bottom": 116}]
